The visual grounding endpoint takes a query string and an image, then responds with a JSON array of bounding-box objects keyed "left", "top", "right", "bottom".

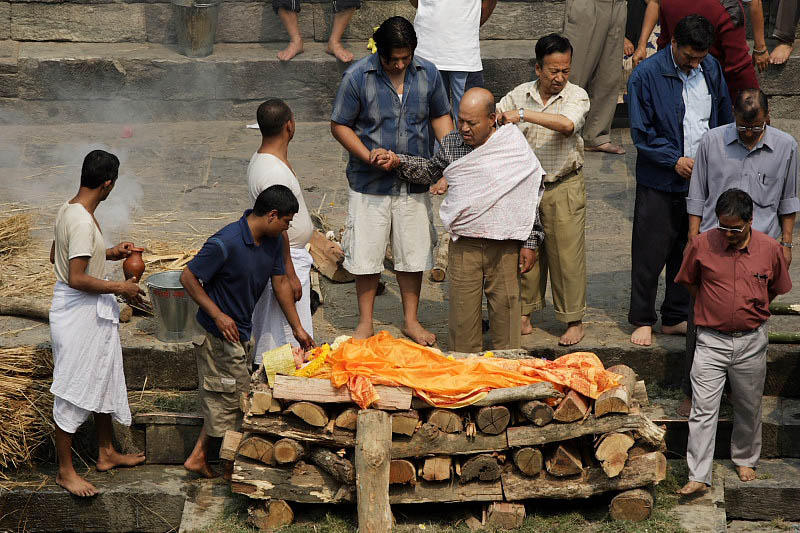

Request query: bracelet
[
  {"left": 780, "top": 241, "right": 793, "bottom": 248},
  {"left": 753, "top": 47, "right": 768, "bottom": 55}
]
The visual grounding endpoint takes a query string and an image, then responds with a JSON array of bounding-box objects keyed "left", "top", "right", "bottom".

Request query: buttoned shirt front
[
  {"left": 687, "top": 124, "right": 800, "bottom": 239},
  {"left": 675, "top": 228, "right": 792, "bottom": 332},
  {"left": 330, "top": 53, "right": 451, "bottom": 195},
  {"left": 496, "top": 81, "right": 590, "bottom": 182},
  {"left": 672, "top": 48, "right": 711, "bottom": 159}
]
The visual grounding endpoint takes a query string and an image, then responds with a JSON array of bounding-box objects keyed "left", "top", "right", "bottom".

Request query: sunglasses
[
  {"left": 717, "top": 224, "right": 746, "bottom": 233},
  {"left": 736, "top": 123, "right": 766, "bottom": 133}
]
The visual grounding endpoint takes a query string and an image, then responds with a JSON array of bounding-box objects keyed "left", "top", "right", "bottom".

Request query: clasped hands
[{"left": 369, "top": 148, "right": 400, "bottom": 171}]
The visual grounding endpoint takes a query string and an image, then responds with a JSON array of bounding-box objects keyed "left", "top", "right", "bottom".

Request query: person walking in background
[
  {"left": 562, "top": 0, "right": 627, "bottom": 155},
  {"left": 409, "top": 0, "right": 497, "bottom": 123},
  {"left": 627, "top": 15, "right": 734, "bottom": 347},
  {"left": 273, "top": 0, "right": 359, "bottom": 62}
]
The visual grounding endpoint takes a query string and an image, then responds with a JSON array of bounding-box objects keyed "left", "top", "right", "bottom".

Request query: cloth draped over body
[
  {"left": 439, "top": 124, "right": 544, "bottom": 242},
  {"left": 49, "top": 281, "right": 132, "bottom": 430},
  {"left": 252, "top": 246, "right": 314, "bottom": 364},
  {"left": 314, "top": 331, "right": 620, "bottom": 408}
]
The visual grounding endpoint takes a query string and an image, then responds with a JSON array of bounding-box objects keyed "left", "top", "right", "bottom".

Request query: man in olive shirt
[{"left": 497, "top": 33, "right": 591, "bottom": 346}]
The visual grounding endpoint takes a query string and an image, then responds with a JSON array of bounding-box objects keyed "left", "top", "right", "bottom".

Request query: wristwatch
[
  {"left": 518, "top": 108, "right": 525, "bottom": 123},
  {"left": 780, "top": 241, "right": 793, "bottom": 248}
]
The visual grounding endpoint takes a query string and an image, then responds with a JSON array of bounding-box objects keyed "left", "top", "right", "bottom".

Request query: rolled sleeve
[
  {"left": 330, "top": 71, "right": 361, "bottom": 126},
  {"left": 523, "top": 212, "right": 544, "bottom": 250},
  {"left": 686, "top": 136, "right": 709, "bottom": 216},
  {"left": 770, "top": 245, "right": 793, "bottom": 296},
  {"left": 496, "top": 91, "right": 518, "bottom": 114},
  {"left": 778, "top": 142, "right": 800, "bottom": 215},
  {"left": 560, "top": 92, "right": 590, "bottom": 132},
  {"left": 67, "top": 220, "right": 97, "bottom": 260},
  {"left": 187, "top": 238, "right": 226, "bottom": 285},
  {"left": 675, "top": 238, "right": 701, "bottom": 287}
]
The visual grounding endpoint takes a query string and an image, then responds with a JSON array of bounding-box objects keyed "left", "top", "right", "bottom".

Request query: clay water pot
[{"left": 123, "top": 247, "right": 146, "bottom": 281}]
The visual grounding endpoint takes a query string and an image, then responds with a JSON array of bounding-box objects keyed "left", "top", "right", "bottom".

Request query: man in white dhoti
[
  {"left": 48, "top": 149, "right": 146, "bottom": 497},
  {"left": 248, "top": 99, "right": 315, "bottom": 364},
  {"left": 383, "top": 88, "right": 545, "bottom": 352}
]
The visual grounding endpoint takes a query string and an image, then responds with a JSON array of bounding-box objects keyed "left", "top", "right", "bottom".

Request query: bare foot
[
  {"left": 770, "top": 42, "right": 794, "bottom": 65},
  {"left": 96, "top": 449, "right": 146, "bottom": 472},
  {"left": 558, "top": 321, "right": 585, "bottom": 346},
  {"left": 326, "top": 41, "right": 354, "bottom": 63},
  {"left": 521, "top": 315, "right": 534, "bottom": 335},
  {"left": 277, "top": 40, "right": 304, "bottom": 61},
  {"left": 184, "top": 457, "right": 218, "bottom": 479},
  {"left": 585, "top": 142, "right": 626, "bottom": 155},
  {"left": 353, "top": 320, "right": 374, "bottom": 340},
  {"left": 677, "top": 396, "right": 692, "bottom": 417},
  {"left": 736, "top": 465, "right": 756, "bottom": 482},
  {"left": 402, "top": 320, "right": 436, "bottom": 346},
  {"left": 56, "top": 470, "right": 98, "bottom": 497},
  {"left": 677, "top": 481, "right": 708, "bottom": 496},
  {"left": 661, "top": 321, "right": 687, "bottom": 335},
  {"left": 631, "top": 325, "right": 652, "bottom": 346}
]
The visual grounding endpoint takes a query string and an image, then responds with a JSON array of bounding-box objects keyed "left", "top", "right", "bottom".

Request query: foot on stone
[
  {"left": 662, "top": 321, "right": 687, "bottom": 335},
  {"left": 736, "top": 465, "right": 756, "bottom": 482},
  {"left": 353, "top": 320, "right": 374, "bottom": 340},
  {"left": 56, "top": 470, "right": 98, "bottom": 497},
  {"left": 585, "top": 142, "right": 626, "bottom": 155},
  {"left": 402, "top": 320, "right": 436, "bottom": 346},
  {"left": 521, "top": 315, "right": 534, "bottom": 335},
  {"left": 184, "top": 457, "right": 217, "bottom": 479},
  {"left": 677, "top": 396, "right": 692, "bottom": 417},
  {"left": 677, "top": 481, "right": 708, "bottom": 496},
  {"left": 630, "top": 325, "right": 652, "bottom": 346},
  {"left": 96, "top": 450, "right": 146, "bottom": 472},
  {"left": 558, "top": 322, "right": 585, "bottom": 346},
  {"left": 326, "top": 41, "right": 354, "bottom": 63},
  {"left": 771, "top": 43, "right": 793, "bottom": 65},
  {"left": 277, "top": 40, "right": 304, "bottom": 61}
]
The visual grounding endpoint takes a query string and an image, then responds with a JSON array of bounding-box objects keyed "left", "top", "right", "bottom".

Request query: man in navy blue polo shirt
[
  {"left": 330, "top": 16, "right": 453, "bottom": 346},
  {"left": 180, "top": 185, "right": 314, "bottom": 478}
]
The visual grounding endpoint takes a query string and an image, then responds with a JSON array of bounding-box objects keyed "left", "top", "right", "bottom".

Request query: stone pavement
[{"left": 0, "top": 119, "right": 798, "bottom": 377}]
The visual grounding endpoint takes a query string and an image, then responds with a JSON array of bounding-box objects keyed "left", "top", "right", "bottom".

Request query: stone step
[
  {"left": 1, "top": 0, "right": 563, "bottom": 44},
  {"left": 724, "top": 458, "right": 800, "bottom": 521}
]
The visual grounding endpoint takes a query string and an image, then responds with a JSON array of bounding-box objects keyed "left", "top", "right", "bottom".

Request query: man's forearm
[
  {"left": 281, "top": 230, "right": 297, "bottom": 278},
  {"left": 180, "top": 268, "right": 225, "bottom": 321},
  {"left": 523, "top": 110, "right": 574, "bottom": 136},
  {"left": 273, "top": 275, "right": 304, "bottom": 330},
  {"left": 637, "top": 1, "right": 660, "bottom": 50},
  {"left": 780, "top": 213, "right": 796, "bottom": 243},
  {"left": 431, "top": 114, "right": 455, "bottom": 141},
  {"left": 688, "top": 215, "right": 702, "bottom": 237},
  {"left": 331, "top": 122, "right": 372, "bottom": 165},
  {"left": 480, "top": 0, "right": 498, "bottom": 25},
  {"left": 750, "top": 0, "right": 767, "bottom": 50}
]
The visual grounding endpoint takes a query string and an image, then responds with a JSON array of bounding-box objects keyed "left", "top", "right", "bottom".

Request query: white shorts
[{"left": 342, "top": 184, "right": 436, "bottom": 275}]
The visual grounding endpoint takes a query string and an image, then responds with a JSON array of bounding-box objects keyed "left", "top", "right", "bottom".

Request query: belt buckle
[{"left": 730, "top": 331, "right": 745, "bottom": 338}]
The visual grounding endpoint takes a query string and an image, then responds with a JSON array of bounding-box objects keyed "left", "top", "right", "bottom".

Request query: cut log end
[
  {"left": 546, "top": 442, "right": 583, "bottom": 477},
  {"left": 460, "top": 454, "right": 501, "bottom": 483},
  {"left": 485, "top": 502, "right": 526, "bottom": 530},
  {"left": 237, "top": 436, "right": 275, "bottom": 466},
  {"left": 512, "top": 447, "right": 543, "bottom": 477},
  {"left": 609, "top": 488, "right": 654, "bottom": 522},
  {"left": 553, "top": 390, "right": 590, "bottom": 423},
  {"left": 595, "top": 386, "right": 630, "bottom": 418},
  {"left": 427, "top": 409, "right": 463, "bottom": 434},
  {"left": 220, "top": 430, "right": 243, "bottom": 461},
  {"left": 248, "top": 499, "right": 294, "bottom": 531},
  {"left": 476, "top": 405, "right": 511, "bottom": 435},
  {"left": 334, "top": 408, "right": 359, "bottom": 431},
  {"left": 392, "top": 410, "right": 420, "bottom": 437},
  {"left": 286, "top": 401, "right": 329, "bottom": 427},
  {"left": 389, "top": 459, "right": 417, "bottom": 485},
  {"left": 273, "top": 438, "right": 305, "bottom": 464},
  {"left": 422, "top": 456, "right": 452, "bottom": 482},
  {"left": 519, "top": 400, "right": 554, "bottom": 426}
]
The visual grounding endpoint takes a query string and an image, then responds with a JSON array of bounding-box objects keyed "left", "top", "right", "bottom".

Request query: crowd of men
[{"left": 47, "top": 2, "right": 798, "bottom": 505}]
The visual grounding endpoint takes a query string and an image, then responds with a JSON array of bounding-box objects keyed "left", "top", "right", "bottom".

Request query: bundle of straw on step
[
  {"left": 0, "top": 213, "right": 31, "bottom": 256},
  {"left": 0, "top": 346, "right": 54, "bottom": 475}
]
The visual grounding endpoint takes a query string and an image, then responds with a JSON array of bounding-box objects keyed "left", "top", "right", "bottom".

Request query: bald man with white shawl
[{"left": 387, "top": 89, "right": 544, "bottom": 352}]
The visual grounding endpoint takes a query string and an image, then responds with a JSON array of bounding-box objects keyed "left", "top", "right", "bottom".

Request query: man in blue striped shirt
[{"left": 330, "top": 16, "right": 453, "bottom": 346}]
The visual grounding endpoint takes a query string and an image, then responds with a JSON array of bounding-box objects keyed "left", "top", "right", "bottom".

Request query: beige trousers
[
  {"left": 448, "top": 237, "right": 522, "bottom": 353},
  {"left": 563, "top": 0, "right": 627, "bottom": 147},
  {"left": 520, "top": 171, "right": 587, "bottom": 323}
]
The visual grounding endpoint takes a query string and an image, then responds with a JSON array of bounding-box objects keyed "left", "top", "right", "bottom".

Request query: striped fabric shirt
[{"left": 331, "top": 52, "right": 451, "bottom": 195}]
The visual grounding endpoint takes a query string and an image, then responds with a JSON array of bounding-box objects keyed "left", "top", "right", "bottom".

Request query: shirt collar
[
  {"left": 724, "top": 123, "right": 773, "bottom": 151},
  {"left": 239, "top": 210, "right": 255, "bottom": 246},
  {"left": 365, "top": 52, "right": 422, "bottom": 76},
  {"left": 528, "top": 80, "right": 566, "bottom": 106},
  {"left": 669, "top": 46, "right": 703, "bottom": 78}
]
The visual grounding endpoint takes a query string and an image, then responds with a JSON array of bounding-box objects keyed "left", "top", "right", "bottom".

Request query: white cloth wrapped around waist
[
  {"left": 439, "top": 124, "right": 544, "bottom": 242},
  {"left": 49, "top": 281, "right": 131, "bottom": 425}
]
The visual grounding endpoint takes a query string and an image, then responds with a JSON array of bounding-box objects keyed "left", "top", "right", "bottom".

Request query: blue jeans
[{"left": 439, "top": 70, "right": 484, "bottom": 125}]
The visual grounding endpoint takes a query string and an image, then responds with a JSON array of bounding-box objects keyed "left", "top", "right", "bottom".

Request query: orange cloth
[{"left": 326, "top": 331, "right": 621, "bottom": 408}]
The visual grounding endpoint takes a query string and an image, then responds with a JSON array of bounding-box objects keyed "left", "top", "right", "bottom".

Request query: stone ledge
[{"left": 724, "top": 458, "right": 800, "bottom": 521}]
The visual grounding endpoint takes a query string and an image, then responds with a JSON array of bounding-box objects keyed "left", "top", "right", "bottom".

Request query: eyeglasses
[
  {"left": 736, "top": 123, "right": 766, "bottom": 133},
  {"left": 717, "top": 224, "right": 746, "bottom": 233}
]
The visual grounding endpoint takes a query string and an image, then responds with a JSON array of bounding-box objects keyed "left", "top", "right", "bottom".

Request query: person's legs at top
[
  {"left": 484, "top": 240, "right": 523, "bottom": 349},
  {"left": 520, "top": 191, "right": 551, "bottom": 336},
  {"left": 327, "top": 0, "right": 361, "bottom": 62},
  {"left": 770, "top": 0, "right": 799, "bottom": 64},
  {"left": 274, "top": 0, "right": 304, "bottom": 61},
  {"left": 447, "top": 237, "right": 485, "bottom": 352},
  {"left": 444, "top": 71, "right": 468, "bottom": 126}
]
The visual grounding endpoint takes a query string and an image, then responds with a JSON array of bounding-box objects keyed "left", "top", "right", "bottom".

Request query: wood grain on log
[
  {"left": 250, "top": 390, "right": 273, "bottom": 416},
  {"left": 0, "top": 296, "right": 50, "bottom": 320},
  {"left": 486, "top": 502, "right": 526, "bottom": 529},
  {"left": 335, "top": 408, "right": 359, "bottom": 431},
  {"left": 506, "top": 413, "right": 665, "bottom": 448},
  {"left": 553, "top": 390, "right": 590, "bottom": 423},
  {"left": 242, "top": 414, "right": 355, "bottom": 447},
  {"left": 309, "top": 230, "right": 353, "bottom": 283},
  {"left": 355, "top": 410, "right": 392, "bottom": 533},
  {"left": 472, "top": 382, "right": 562, "bottom": 406},
  {"left": 220, "top": 430, "right": 243, "bottom": 461},
  {"left": 390, "top": 479, "right": 503, "bottom": 503},
  {"left": 237, "top": 436, "right": 275, "bottom": 465},
  {"left": 391, "top": 422, "right": 508, "bottom": 458},
  {"left": 501, "top": 451, "right": 667, "bottom": 501},
  {"left": 389, "top": 459, "right": 417, "bottom": 485},
  {"left": 460, "top": 454, "right": 501, "bottom": 483},
  {"left": 594, "top": 386, "right": 630, "bottom": 418},
  {"left": 428, "top": 409, "right": 464, "bottom": 433},
  {"left": 286, "top": 402, "right": 329, "bottom": 428},
  {"left": 546, "top": 442, "right": 583, "bottom": 477},
  {"left": 633, "top": 381, "right": 649, "bottom": 407},
  {"left": 248, "top": 500, "right": 294, "bottom": 531},
  {"left": 430, "top": 232, "right": 449, "bottom": 282},
  {"left": 607, "top": 365, "right": 637, "bottom": 401},
  {"left": 273, "top": 375, "right": 412, "bottom": 410},
  {"left": 476, "top": 406, "right": 510, "bottom": 435},
  {"left": 232, "top": 459, "right": 354, "bottom": 503},
  {"left": 391, "top": 410, "right": 420, "bottom": 436},
  {"left": 519, "top": 400, "right": 554, "bottom": 426},
  {"left": 609, "top": 488, "right": 654, "bottom": 521},
  {"left": 595, "top": 433, "right": 635, "bottom": 478},
  {"left": 512, "top": 447, "right": 543, "bottom": 477},
  {"left": 274, "top": 438, "right": 305, "bottom": 464},
  {"left": 309, "top": 447, "right": 356, "bottom": 484},
  {"left": 422, "top": 456, "right": 452, "bottom": 481}
]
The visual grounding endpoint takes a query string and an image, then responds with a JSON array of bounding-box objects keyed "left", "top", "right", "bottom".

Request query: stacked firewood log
[{"left": 226, "top": 361, "right": 667, "bottom": 529}]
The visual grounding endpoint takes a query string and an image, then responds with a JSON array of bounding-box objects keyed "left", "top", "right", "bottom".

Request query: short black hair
[
  {"left": 80, "top": 150, "right": 120, "bottom": 189},
  {"left": 373, "top": 17, "right": 417, "bottom": 62},
  {"left": 734, "top": 89, "right": 769, "bottom": 122},
  {"left": 715, "top": 188, "right": 753, "bottom": 222},
  {"left": 535, "top": 33, "right": 573, "bottom": 67},
  {"left": 673, "top": 15, "right": 715, "bottom": 51},
  {"left": 253, "top": 185, "right": 299, "bottom": 217},
  {"left": 257, "top": 99, "right": 293, "bottom": 138}
]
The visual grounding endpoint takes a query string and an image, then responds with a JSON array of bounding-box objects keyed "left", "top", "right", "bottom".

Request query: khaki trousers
[
  {"left": 563, "top": 0, "right": 627, "bottom": 147},
  {"left": 448, "top": 237, "right": 522, "bottom": 353},
  {"left": 520, "top": 171, "right": 587, "bottom": 323}
]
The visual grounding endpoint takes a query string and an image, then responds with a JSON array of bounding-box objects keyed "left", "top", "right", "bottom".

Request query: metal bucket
[
  {"left": 146, "top": 270, "right": 200, "bottom": 343},
  {"left": 172, "top": 0, "right": 220, "bottom": 58}
]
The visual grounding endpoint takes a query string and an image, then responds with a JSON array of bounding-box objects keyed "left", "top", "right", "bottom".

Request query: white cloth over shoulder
[
  {"left": 251, "top": 246, "right": 314, "bottom": 364},
  {"left": 49, "top": 281, "right": 132, "bottom": 432},
  {"left": 440, "top": 124, "right": 544, "bottom": 241}
]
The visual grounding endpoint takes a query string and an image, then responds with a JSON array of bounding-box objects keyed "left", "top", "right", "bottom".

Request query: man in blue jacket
[{"left": 627, "top": 14, "right": 734, "bottom": 347}]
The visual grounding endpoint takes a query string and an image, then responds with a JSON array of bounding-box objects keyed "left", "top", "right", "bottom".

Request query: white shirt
[
  {"left": 247, "top": 153, "right": 314, "bottom": 249},
  {"left": 53, "top": 202, "right": 106, "bottom": 284},
  {"left": 671, "top": 48, "right": 711, "bottom": 159},
  {"left": 414, "top": 0, "right": 482, "bottom": 72}
]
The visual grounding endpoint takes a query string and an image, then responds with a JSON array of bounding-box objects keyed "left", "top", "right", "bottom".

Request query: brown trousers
[
  {"left": 447, "top": 237, "right": 522, "bottom": 353},
  {"left": 520, "top": 171, "right": 587, "bottom": 323},
  {"left": 563, "top": 0, "right": 627, "bottom": 147}
]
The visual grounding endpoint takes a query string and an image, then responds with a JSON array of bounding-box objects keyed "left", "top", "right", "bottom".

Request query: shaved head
[{"left": 460, "top": 88, "right": 496, "bottom": 117}]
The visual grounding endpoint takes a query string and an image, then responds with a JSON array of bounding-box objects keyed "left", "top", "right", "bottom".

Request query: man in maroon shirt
[{"left": 675, "top": 188, "right": 791, "bottom": 495}]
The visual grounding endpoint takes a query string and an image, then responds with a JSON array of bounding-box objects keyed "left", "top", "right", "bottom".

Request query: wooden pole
[
  {"left": 356, "top": 410, "right": 392, "bottom": 533},
  {"left": 770, "top": 302, "right": 800, "bottom": 315}
]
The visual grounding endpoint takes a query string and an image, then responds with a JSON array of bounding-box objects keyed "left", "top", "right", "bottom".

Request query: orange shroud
[{"left": 323, "top": 331, "right": 621, "bottom": 409}]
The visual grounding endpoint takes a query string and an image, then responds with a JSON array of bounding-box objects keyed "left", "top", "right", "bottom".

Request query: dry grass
[{"left": 0, "top": 213, "right": 31, "bottom": 256}]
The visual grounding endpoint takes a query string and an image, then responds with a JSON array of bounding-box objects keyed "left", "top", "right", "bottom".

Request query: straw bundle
[
  {"left": 0, "top": 213, "right": 31, "bottom": 256},
  {"left": 0, "top": 346, "right": 54, "bottom": 475}
]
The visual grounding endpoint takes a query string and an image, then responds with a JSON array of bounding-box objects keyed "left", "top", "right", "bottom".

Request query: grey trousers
[{"left": 687, "top": 324, "right": 768, "bottom": 485}]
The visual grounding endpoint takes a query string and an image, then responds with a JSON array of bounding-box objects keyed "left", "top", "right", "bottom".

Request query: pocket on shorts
[{"left": 203, "top": 376, "right": 237, "bottom": 394}]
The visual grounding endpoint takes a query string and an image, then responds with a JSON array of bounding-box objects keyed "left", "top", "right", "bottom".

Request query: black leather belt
[{"left": 707, "top": 327, "right": 760, "bottom": 338}]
